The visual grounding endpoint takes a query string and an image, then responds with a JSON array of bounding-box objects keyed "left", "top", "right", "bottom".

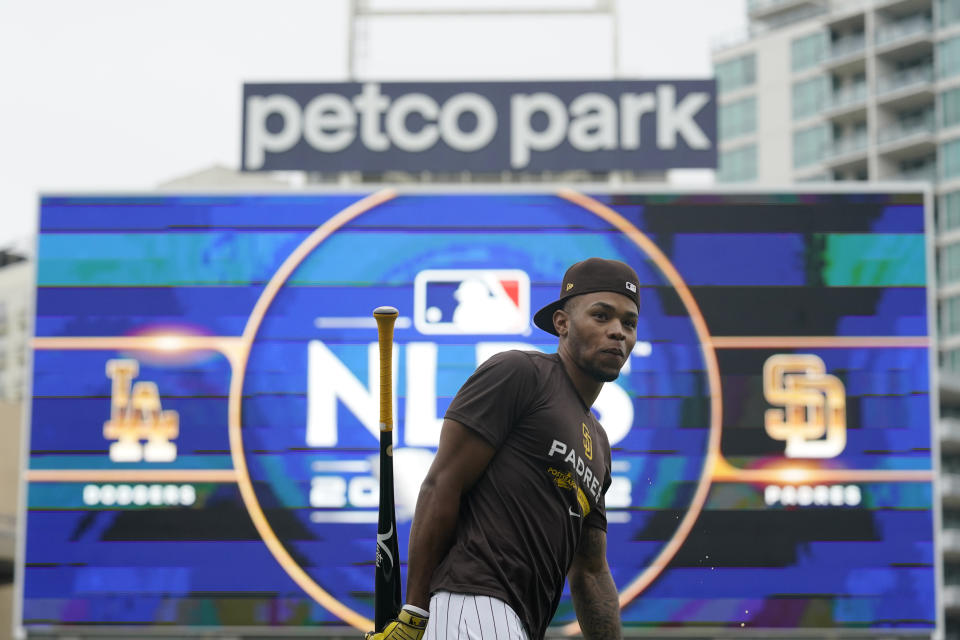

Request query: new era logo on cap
[{"left": 626, "top": 282, "right": 637, "bottom": 293}]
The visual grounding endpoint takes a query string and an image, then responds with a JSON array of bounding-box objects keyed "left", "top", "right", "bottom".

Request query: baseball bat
[{"left": 373, "top": 306, "right": 402, "bottom": 631}]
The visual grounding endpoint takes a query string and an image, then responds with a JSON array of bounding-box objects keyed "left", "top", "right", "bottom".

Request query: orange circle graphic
[{"left": 225, "top": 188, "right": 723, "bottom": 633}]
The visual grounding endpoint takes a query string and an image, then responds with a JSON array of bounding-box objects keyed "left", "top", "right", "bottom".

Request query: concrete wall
[
  {"left": 0, "top": 584, "right": 12, "bottom": 640},
  {"left": 0, "top": 400, "right": 22, "bottom": 542},
  {"left": 1, "top": 400, "right": 23, "bottom": 640}
]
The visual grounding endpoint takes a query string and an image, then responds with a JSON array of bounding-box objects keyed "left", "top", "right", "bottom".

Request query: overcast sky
[{"left": 0, "top": 0, "right": 747, "bottom": 250}]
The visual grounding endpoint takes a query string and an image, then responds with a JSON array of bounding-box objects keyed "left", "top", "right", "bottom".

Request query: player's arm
[
  {"left": 568, "top": 525, "right": 622, "bottom": 640},
  {"left": 405, "top": 418, "right": 496, "bottom": 610}
]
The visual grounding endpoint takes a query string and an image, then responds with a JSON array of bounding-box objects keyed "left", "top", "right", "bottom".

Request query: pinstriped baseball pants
[{"left": 426, "top": 591, "right": 530, "bottom": 640}]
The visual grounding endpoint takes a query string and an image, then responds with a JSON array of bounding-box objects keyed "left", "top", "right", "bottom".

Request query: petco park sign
[{"left": 241, "top": 80, "right": 716, "bottom": 172}]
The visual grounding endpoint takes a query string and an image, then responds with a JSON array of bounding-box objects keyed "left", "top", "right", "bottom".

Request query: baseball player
[{"left": 367, "top": 258, "right": 635, "bottom": 640}]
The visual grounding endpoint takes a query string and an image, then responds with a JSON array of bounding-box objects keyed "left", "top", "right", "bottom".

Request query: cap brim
[{"left": 533, "top": 299, "right": 565, "bottom": 336}]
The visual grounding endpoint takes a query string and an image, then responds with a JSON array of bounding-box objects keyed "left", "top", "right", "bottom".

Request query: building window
[
  {"left": 944, "top": 506, "right": 960, "bottom": 526},
  {"left": 719, "top": 96, "right": 756, "bottom": 141},
  {"left": 792, "top": 76, "right": 828, "bottom": 119},
  {"left": 943, "top": 88, "right": 960, "bottom": 130},
  {"left": 715, "top": 54, "right": 756, "bottom": 93},
  {"left": 942, "top": 243, "right": 960, "bottom": 286},
  {"left": 943, "top": 192, "right": 960, "bottom": 231},
  {"left": 717, "top": 145, "right": 757, "bottom": 182},
  {"left": 793, "top": 124, "right": 829, "bottom": 168},
  {"left": 939, "top": 36, "right": 960, "bottom": 80},
  {"left": 791, "top": 32, "right": 826, "bottom": 72},
  {"left": 941, "top": 0, "right": 960, "bottom": 27},
  {"left": 945, "top": 348, "right": 960, "bottom": 375},
  {"left": 943, "top": 138, "right": 960, "bottom": 179},
  {"left": 944, "top": 296, "right": 960, "bottom": 338}
]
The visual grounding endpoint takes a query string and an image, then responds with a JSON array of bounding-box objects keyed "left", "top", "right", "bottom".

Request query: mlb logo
[{"left": 413, "top": 269, "right": 531, "bottom": 335}]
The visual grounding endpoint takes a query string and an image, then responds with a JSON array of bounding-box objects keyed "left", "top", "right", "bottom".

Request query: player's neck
[{"left": 556, "top": 348, "right": 603, "bottom": 409}]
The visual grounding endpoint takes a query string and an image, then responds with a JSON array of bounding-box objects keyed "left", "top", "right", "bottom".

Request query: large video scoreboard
[{"left": 20, "top": 188, "right": 938, "bottom": 636}]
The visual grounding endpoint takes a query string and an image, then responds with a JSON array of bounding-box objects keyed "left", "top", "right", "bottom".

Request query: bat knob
[{"left": 373, "top": 306, "right": 399, "bottom": 318}]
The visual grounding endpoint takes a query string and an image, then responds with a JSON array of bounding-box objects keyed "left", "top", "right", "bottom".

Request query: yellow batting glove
[{"left": 365, "top": 605, "right": 429, "bottom": 640}]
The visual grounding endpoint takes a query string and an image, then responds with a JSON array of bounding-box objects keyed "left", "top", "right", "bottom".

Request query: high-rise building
[
  {"left": 713, "top": 0, "right": 960, "bottom": 635},
  {"left": 713, "top": 0, "right": 948, "bottom": 185}
]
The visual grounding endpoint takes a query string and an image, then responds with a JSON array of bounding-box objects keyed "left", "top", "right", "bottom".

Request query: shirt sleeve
[{"left": 443, "top": 350, "right": 539, "bottom": 449}]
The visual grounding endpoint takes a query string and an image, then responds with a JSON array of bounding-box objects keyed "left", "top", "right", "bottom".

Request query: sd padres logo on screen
[{"left": 231, "top": 191, "right": 716, "bottom": 629}]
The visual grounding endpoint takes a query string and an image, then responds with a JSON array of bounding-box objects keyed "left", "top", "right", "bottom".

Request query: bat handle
[
  {"left": 373, "top": 306, "right": 399, "bottom": 432},
  {"left": 373, "top": 305, "right": 402, "bottom": 629}
]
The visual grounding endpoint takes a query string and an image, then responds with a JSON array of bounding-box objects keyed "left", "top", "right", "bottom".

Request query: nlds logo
[
  {"left": 413, "top": 269, "right": 531, "bottom": 335},
  {"left": 305, "top": 265, "right": 637, "bottom": 524}
]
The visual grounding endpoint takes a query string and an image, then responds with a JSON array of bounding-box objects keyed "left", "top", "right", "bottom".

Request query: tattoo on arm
[{"left": 569, "top": 526, "right": 622, "bottom": 640}]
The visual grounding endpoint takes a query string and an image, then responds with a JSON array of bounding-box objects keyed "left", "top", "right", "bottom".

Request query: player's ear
[{"left": 553, "top": 308, "right": 569, "bottom": 336}]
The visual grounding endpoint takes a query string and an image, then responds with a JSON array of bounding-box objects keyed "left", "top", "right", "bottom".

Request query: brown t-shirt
[{"left": 431, "top": 350, "right": 612, "bottom": 640}]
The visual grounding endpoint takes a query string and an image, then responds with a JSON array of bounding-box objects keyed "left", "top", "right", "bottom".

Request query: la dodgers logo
[{"left": 103, "top": 359, "right": 179, "bottom": 463}]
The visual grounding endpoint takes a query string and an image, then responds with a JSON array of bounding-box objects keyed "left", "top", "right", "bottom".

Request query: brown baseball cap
[{"left": 533, "top": 257, "right": 640, "bottom": 336}]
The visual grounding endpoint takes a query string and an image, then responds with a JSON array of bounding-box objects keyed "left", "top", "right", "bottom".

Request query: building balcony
[
  {"left": 829, "top": 133, "right": 868, "bottom": 156},
  {"left": 945, "top": 527, "right": 960, "bottom": 558},
  {"left": 948, "top": 585, "right": 960, "bottom": 612},
  {"left": 796, "top": 171, "right": 833, "bottom": 182},
  {"left": 876, "top": 65, "right": 935, "bottom": 106},
  {"left": 877, "top": 115, "right": 936, "bottom": 156},
  {"left": 877, "top": 65, "right": 934, "bottom": 94},
  {"left": 942, "top": 368, "right": 960, "bottom": 404},
  {"left": 828, "top": 83, "right": 868, "bottom": 110},
  {"left": 887, "top": 163, "right": 937, "bottom": 184},
  {"left": 823, "top": 133, "right": 869, "bottom": 168},
  {"left": 827, "top": 34, "right": 866, "bottom": 60},
  {"left": 748, "top": 0, "right": 825, "bottom": 20},
  {"left": 876, "top": 0, "right": 936, "bottom": 11},
  {"left": 875, "top": 16, "right": 933, "bottom": 49},
  {"left": 944, "top": 417, "right": 960, "bottom": 452},
  {"left": 824, "top": 34, "right": 868, "bottom": 74},
  {"left": 821, "top": 84, "right": 868, "bottom": 124},
  {"left": 942, "top": 473, "right": 960, "bottom": 504}
]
